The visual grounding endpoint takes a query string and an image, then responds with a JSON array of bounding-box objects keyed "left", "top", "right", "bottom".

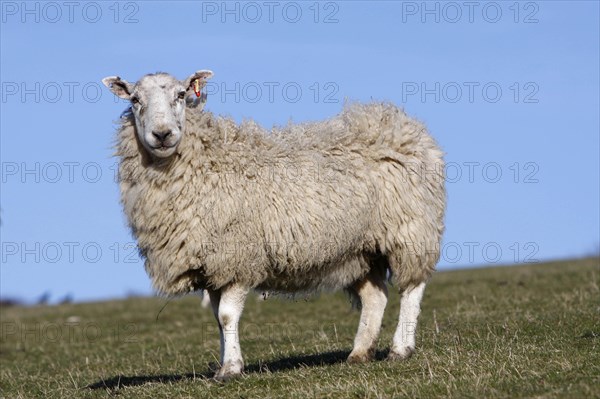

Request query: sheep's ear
[
  {"left": 183, "top": 70, "right": 214, "bottom": 96},
  {"left": 102, "top": 76, "right": 134, "bottom": 100},
  {"left": 183, "top": 70, "right": 213, "bottom": 110}
]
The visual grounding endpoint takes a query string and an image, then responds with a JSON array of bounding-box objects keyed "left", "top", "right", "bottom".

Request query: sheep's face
[{"left": 103, "top": 71, "right": 213, "bottom": 159}]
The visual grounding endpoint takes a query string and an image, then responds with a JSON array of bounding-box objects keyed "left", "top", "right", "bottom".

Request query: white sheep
[{"left": 102, "top": 71, "right": 446, "bottom": 381}]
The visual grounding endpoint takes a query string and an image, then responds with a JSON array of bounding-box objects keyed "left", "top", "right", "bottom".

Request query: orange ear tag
[{"left": 193, "top": 80, "right": 201, "bottom": 97}]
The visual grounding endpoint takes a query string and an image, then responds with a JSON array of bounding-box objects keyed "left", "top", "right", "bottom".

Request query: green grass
[{"left": 1, "top": 258, "right": 598, "bottom": 398}]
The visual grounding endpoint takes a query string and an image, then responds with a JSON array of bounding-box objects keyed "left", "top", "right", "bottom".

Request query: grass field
[{"left": 1, "top": 257, "right": 598, "bottom": 398}]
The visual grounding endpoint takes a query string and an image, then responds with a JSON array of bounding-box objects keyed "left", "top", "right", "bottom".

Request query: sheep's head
[{"left": 102, "top": 71, "right": 214, "bottom": 159}]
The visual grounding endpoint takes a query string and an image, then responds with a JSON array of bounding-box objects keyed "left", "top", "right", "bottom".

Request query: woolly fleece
[{"left": 115, "top": 103, "right": 445, "bottom": 295}]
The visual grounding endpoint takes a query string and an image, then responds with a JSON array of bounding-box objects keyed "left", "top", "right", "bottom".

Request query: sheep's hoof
[
  {"left": 387, "top": 346, "right": 414, "bottom": 361},
  {"left": 347, "top": 349, "right": 374, "bottom": 364},
  {"left": 213, "top": 361, "right": 244, "bottom": 382}
]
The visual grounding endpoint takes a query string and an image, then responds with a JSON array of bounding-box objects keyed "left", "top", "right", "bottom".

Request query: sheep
[{"left": 102, "top": 70, "right": 446, "bottom": 381}]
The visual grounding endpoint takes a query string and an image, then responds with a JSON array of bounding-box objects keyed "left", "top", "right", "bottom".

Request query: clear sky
[{"left": 1, "top": 1, "right": 598, "bottom": 303}]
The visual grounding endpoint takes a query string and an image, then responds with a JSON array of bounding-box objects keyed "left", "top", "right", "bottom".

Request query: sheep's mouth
[
  {"left": 151, "top": 144, "right": 177, "bottom": 151},
  {"left": 149, "top": 144, "right": 178, "bottom": 158}
]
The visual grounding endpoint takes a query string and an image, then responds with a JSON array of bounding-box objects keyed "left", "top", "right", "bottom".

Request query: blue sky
[{"left": 1, "top": 1, "right": 598, "bottom": 303}]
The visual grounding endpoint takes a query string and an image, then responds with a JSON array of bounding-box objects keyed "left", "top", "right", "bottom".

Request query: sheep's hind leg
[
  {"left": 207, "top": 284, "right": 249, "bottom": 381},
  {"left": 200, "top": 289, "right": 211, "bottom": 308},
  {"left": 388, "top": 282, "right": 426, "bottom": 360},
  {"left": 347, "top": 272, "right": 388, "bottom": 363}
]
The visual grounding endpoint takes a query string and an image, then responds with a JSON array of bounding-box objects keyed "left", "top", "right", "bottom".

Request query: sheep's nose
[{"left": 152, "top": 130, "right": 172, "bottom": 142}]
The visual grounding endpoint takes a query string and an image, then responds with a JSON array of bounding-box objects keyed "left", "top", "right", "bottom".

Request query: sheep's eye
[
  {"left": 131, "top": 96, "right": 140, "bottom": 105},
  {"left": 177, "top": 91, "right": 186, "bottom": 100}
]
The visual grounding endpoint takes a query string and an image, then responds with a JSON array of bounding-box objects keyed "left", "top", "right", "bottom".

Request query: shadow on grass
[
  {"left": 87, "top": 349, "right": 389, "bottom": 390},
  {"left": 86, "top": 372, "right": 211, "bottom": 390}
]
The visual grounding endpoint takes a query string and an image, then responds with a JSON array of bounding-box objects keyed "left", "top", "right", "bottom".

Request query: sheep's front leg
[
  {"left": 348, "top": 273, "right": 388, "bottom": 363},
  {"left": 388, "top": 282, "right": 426, "bottom": 360},
  {"left": 207, "top": 284, "right": 249, "bottom": 381}
]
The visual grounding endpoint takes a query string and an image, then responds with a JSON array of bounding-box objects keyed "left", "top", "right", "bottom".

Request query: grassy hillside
[{"left": 1, "top": 258, "right": 598, "bottom": 398}]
